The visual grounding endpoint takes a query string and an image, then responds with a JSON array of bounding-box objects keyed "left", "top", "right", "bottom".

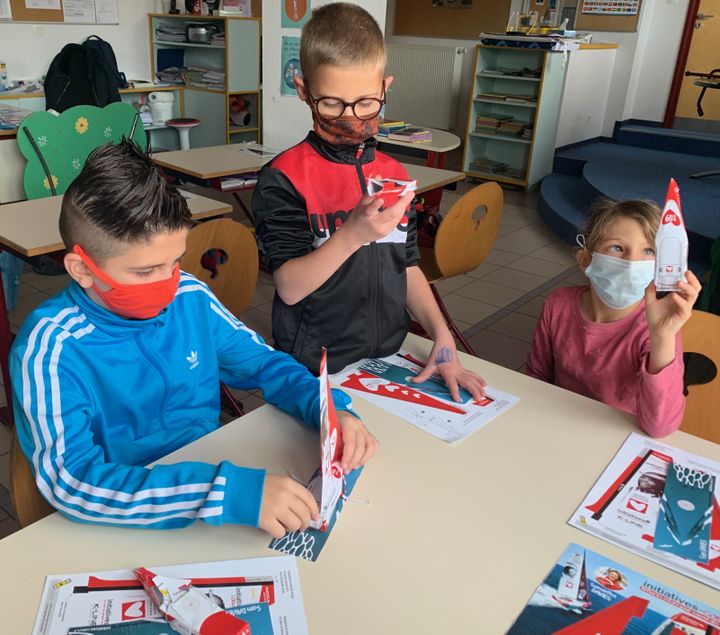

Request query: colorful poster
[
  {"left": 32, "top": 556, "right": 308, "bottom": 634},
  {"left": 581, "top": 0, "right": 639, "bottom": 15},
  {"left": 508, "top": 543, "right": 720, "bottom": 634},
  {"left": 281, "top": 0, "right": 310, "bottom": 28},
  {"left": 569, "top": 433, "right": 720, "bottom": 590},
  {"left": 331, "top": 349, "right": 519, "bottom": 443},
  {"left": 281, "top": 36, "right": 301, "bottom": 97}
]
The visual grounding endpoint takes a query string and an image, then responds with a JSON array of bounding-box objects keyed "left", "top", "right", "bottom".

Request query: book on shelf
[
  {"left": 388, "top": 127, "right": 432, "bottom": 142},
  {"left": 476, "top": 92, "right": 536, "bottom": 104},
  {"left": 481, "top": 65, "right": 541, "bottom": 78}
]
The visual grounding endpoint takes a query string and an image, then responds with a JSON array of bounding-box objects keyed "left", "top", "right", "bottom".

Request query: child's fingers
[
  {"left": 439, "top": 370, "right": 461, "bottom": 403},
  {"left": 461, "top": 374, "right": 487, "bottom": 401},
  {"left": 359, "top": 433, "right": 379, "bottom": 466},
  {"left": 411, "top": 363, "right": 435, "bottom": 384},
  {"left": 344, "top": 431, "right": 366, "bottom": 473},
  {"left": 340, "top": 424, "right": 357, "bottom": 473}
]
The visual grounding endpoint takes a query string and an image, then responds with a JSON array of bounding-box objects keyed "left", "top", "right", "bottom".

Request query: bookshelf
[
  {"left": 148, "top": 13, "right": 261, "bottom": 148},
  {"left": 462, "top": 45, "right": 565, "bottom": 189}
]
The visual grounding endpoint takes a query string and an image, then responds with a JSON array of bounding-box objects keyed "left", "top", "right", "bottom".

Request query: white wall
[
  {"left": 262, "top": 0, "right": 388, "bottom": 150},
  {"left": 556, "top": 48, "right": 616, "bottom": 148},
  {"left": 0, "top": 0, "right": 154, "bottom": 83}
]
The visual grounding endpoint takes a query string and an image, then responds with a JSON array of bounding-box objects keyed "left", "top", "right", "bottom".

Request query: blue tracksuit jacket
[{"left": 9, "top": 272, "right": 352, "bottom": 529}]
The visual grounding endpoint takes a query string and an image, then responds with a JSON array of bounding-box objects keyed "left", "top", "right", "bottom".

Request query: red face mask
[
  {"left": 73, "top": 245, "right": 180, "bottom": 320},
  {"left": 310, "top": 109, "right": 379, "bottom": 146}
]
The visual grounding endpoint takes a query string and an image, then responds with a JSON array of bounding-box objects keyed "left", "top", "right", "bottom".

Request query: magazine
[
  {"left": 331, "top": 349, "right": 519, "bottom": 443},
  {"left": 32, "top": 556, "right": 307, "bottom": 635},
  {"left": 508, "top": 543, "right": 720, "bottom": 634},
  {"left": 569, "top": 433, "right": 720, "bottom": 589}
]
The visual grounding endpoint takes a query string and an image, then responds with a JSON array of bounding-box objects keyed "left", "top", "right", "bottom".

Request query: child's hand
[
  {"left": 258, "top": 474, "right": 320, "bottom": 539},
  {"left": 337, "top": 411, "right": 379, "bottom": 474},
  {"left": 341, "top": 190, "right": 415, "bottom": 248},
  {"left": 411, "top": 338, "right": 487, "bottom": 403},
  {"left": 644, "top": 270, "right": 702, "bottom": 338}
]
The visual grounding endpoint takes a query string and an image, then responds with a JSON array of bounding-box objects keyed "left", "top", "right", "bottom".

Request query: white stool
[{"left": 166, "top": 118, "right": 201, "bottom": 150}]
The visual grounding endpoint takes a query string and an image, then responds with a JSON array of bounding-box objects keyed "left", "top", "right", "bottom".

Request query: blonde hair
[
  {"left": 580, "top": 198, "right": 661, "bottom": 253},
  {"left": 300, "top": 3, "right": 386, "bottom": 86}
]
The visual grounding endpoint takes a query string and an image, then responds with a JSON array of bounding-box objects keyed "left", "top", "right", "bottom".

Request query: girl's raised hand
[{"left": 644, "top": 270, "right": 702, "bottom": 338}]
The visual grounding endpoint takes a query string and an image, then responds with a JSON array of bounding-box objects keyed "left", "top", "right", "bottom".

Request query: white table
[
  {"left": 1, "top": 334, "right": 717, "bottom": 633},
  {"left": 378, "top": 126, "right": 461, "bottom": 168}
]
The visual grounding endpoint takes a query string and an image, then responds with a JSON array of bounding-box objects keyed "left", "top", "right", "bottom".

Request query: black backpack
[
  {"left": 84, "top": 35, "right": 128, "bottom": 90},
  {"left": 44, "top": 38, "right": 124, "bottom": 112}
]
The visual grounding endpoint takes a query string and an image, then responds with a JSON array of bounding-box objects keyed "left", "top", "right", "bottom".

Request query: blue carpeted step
[
  {"left": 539, "top": 173, "right": 596, "bottom": 244},
  {"left": 615, "top": 125, "right": 720, "bottom": 158}
]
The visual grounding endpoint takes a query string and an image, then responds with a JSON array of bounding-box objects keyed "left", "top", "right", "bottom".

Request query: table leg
[
  {"left": 231, "top": 192, "right": 255, "bottom": 225},
  {"left": 0, "top": 263, "right": 15, "bottom": 427},
  {"left": 425, "top": 151, "right": 438, "bottom": 168}
]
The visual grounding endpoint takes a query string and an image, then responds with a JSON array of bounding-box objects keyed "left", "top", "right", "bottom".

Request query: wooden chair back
[
  {"left": 420, "top": 182, "right": 504, "bottom": 282},
  {"left": 10, "top": 428, "right": 54, "bottom": 528},
  {"left": 181, "top": 219, "right": 259, "bottom": 319},
  {"left": 681, "top": 309, "right": 720, "bottom": 443}
]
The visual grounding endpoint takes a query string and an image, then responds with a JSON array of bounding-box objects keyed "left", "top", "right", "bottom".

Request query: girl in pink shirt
[{"left": 527, "top": 199, "right": 701, "bottom": 437}]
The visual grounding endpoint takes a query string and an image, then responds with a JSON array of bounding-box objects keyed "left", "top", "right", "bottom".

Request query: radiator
[{"left": 384, "top": 44, "right": 465, "bottom": 130}]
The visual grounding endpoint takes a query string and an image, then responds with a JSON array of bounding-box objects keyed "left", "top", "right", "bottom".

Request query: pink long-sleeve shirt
[{"left": 526, "top": 286, "right": 685, "bottom": 437}]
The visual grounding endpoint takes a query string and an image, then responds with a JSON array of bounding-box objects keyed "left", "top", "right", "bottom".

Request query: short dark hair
[
  {"left": 59, "top": 140, "right": 193, "bottom": 264},
  {"left": 300, "top": 3, "right": 385, "bottom": 85}
]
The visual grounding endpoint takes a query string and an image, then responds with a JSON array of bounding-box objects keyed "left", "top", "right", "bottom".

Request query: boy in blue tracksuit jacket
[{"left": 9, "top": 140, "right": 378, "bottom": 538}]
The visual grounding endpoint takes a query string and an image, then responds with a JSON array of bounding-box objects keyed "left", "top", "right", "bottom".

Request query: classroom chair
[
  {"left": 681, "top": 309, "right": 720, "bottom": 443},
  {"left": 181, "top": 218, "right": 260, "bottom": 417},
  {"left": 415, "top": 181, "right": 503, "bottom": 355},
  {"left": 10, "top": 428, "right": 55, "bottom": 528},
  {"left": 17, "top": 102, "right": 146, "bottom": 200}
]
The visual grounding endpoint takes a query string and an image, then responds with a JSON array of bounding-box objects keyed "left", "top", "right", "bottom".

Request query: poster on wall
[
  {"left": 281, "top": 0, "right": 310, "bottom": 28},
  {"left": 431, "top": 0, "right": 473, "bottom": 7},
  {"left": 281, "top": 36, "right": 301, "bottom": 97},
  {"left": 581, "top": 0, "right": 639, "bottom": 15}
]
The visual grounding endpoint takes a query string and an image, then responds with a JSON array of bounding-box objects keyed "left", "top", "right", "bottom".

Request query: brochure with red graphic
[
  {"left": 507, "top": 543, "right": 720, "bottom": 634},
  {"left": 331, "top": 349, "right": 519, "bottom": 443},
  {"left": 306, "top": 347, "right": 344, "bottom": 532},
  {"left": 569, "top": 433, "right": 720, "bottom": 590},
  {"left": 32, "top": 556, "right": 307, "bottom": 635}
]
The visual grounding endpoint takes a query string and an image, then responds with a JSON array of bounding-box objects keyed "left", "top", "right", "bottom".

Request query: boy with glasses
[{"left": 253, "top": 2, "right": 486, "bottom": 401}]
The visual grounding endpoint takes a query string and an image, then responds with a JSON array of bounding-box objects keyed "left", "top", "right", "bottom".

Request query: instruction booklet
[{"left": 331, "top": 349, "right": 519, "bottom": 443}]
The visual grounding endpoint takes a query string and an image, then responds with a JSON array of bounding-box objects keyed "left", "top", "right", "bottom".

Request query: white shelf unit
[
  {"left": 462, "top": 45, "right": 566, "bottom": 189},
  {"left": 148, "top": 13, "right": 261, "bottom": 148}
]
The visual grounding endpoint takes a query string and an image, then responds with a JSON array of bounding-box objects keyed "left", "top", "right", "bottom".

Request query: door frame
[{"left": 663, "top": 0, "right": 702, "bottom": 128}]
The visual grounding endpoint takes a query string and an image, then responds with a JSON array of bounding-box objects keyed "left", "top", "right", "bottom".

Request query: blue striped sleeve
[{"left": 10, "top": 307, "right": 264, "bottom": 529}]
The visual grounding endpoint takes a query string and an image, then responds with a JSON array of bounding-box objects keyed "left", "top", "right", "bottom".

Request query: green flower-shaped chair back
[{"left": 17, "top": 102, "right": 146, "bottom": 200}]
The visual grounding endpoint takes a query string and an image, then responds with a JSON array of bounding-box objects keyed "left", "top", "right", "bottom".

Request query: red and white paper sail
[
  {"left": 308, "top": 348, "right": 344, "bottom": 532},
  {"left": 655, "top": 178, "right": 688, "bottom": 292}
]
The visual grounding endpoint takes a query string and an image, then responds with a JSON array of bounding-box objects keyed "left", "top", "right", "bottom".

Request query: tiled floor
[{"left": 0, "top": 169, "right": 585, "bottom": 537}]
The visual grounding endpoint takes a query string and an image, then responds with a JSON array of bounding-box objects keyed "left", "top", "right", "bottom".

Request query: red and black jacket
[{"left": 252, "top": 131, "right": 419, "bottom": 373}]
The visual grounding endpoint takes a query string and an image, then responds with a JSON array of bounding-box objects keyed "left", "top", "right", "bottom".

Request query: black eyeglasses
[{"left": 305, "top": 83, "right": 386, "bottom": 120}]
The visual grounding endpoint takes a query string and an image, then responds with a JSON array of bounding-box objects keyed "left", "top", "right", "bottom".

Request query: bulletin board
[
  {"left": 393, "top": 0, "right": 511, "bottom": 40},
  {"left": 8, "top": 0, "right": 64, "bottom": 22},
  {"left": 574, "top": 0, "right": 642, "bottom": 32},
  {"left": 4, "top": 0, "right": 119, "bottom": 24}
]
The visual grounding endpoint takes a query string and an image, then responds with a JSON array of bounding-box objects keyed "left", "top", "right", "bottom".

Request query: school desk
[
  {"left": 151, "top": 143, "right": 466, "bottom": 222},
  {"left": 377, "top": 126, "right": 462, "bottom": 169},
  {"left": 0, "top": 191, "right": 232, "bottom": 427},
  {"left": 0, "top": 333, "right": 717, "bottom": 633}
]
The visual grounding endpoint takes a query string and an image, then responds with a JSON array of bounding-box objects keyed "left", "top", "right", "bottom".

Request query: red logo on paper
[
  {"left": 665, "top": 265, "right": 673, "bottom": 272},
  {"left": 121, "top": 600, "right": 146, "bottom": 621},
  {"left": 331, "top": 465, "right": 342, "bottom": 479},
  {"left": 626, "top": 498, "right": 649, "bottom": 514},
  {"left": 662, "top": 211, "right": 681, "bottom": 226}
]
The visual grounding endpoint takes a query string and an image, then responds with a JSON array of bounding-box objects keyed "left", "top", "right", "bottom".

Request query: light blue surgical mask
[{"left": 584, "top": 252, "right": 655, "bottom": 310}]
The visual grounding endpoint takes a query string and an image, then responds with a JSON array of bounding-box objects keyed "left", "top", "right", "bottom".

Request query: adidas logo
[{"left": 186, "top": 350, "right": 199, "bottom": 370}]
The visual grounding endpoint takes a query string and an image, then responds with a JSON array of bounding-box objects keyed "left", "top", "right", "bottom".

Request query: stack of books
[
  {"left": 183, "top": 66, "right": 226, "bottom": 90},
  {"left": 475, "top": 114, "right": 513, "bottom": 133},
  {"left": 387, "top": 126, "right": 432, "bottom": 142},
  {"left": 497, "top": 120, "right": 528, "bottom": 136},
  {"left": 378, "top": 119, "right": 407, "bottom": 136},
  {"left": 155, "top": 26, "right": 186, "bottom": 42},
  {"left": 476, "top": 92, "right": 536, "bottom": 104},
  {"left": 469, "top": 158, "right": 526, "bottom": 180}
]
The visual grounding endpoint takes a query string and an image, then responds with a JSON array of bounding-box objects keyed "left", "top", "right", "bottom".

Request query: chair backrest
[
  {"left": 431, "top": 181, "right": 504, "bottom": 280},
  {"left": 180, "top": 219, "right": 259, "bottom": 319},
  {"left": 10, "top": 428, "right": 54, "bottom": 528},
  {"left": 17, "top": 102, "right": 146, "bottom": 200},
  {"left": 681, "top": 309, "right": 720, "bottom": 443}
]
